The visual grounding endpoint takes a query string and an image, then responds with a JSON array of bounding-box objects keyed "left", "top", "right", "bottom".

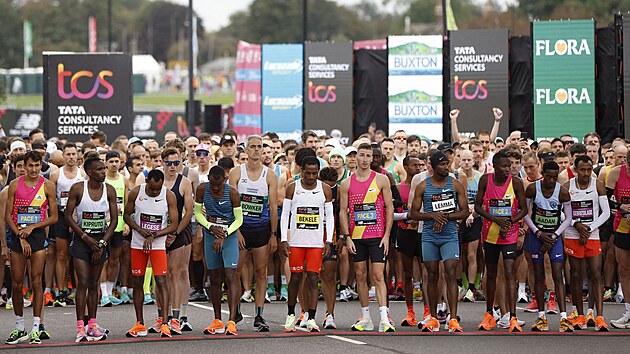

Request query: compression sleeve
[
  {"left": 523, "top": 198, "right": 539, "bottom": 234},
  {"left": 280, "top": 199, "right": 292, "bottom": 242},
  {"left": 194, "top": 202, "right": 210, "bottom": 230},
  {"left": 394, "top": 212, "right": 409, "bottom": 221},
  {"left": 391, "top": 185, "right": 403, "bottom": 209},
  {"left": 325, "top": 202, "right": 334, "bottom": 243},
  {"left": 588, "top": 196, "right": 611, "bottom": 231},
  {"left": 227, "top": 207, "right": 243, "bottom": 235},
  {"left": 556, "top": 202, "right": 573, "bottom": 235},
  {"left": 607, "top": 188, "right": 619, "bottom": 209}
]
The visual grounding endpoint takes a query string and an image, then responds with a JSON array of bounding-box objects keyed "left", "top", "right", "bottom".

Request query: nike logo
[
  {"left": 219, "top": 201, "right": 228, "bottom": 205},
  {"left": 585, "top": 190, "right": 593, "bottom": 194},
  {"left": 231, "top": 263, "right": 238, "bottom": 266},
  {"left": 555, "top": 254, "right": 562, "bottom": 258},
  {"left": 313, "top": 191, "right": 320, "bottom": 194},
  {"left": 155, "top": 199, "right": 163, "bottom": 202},
  {"left": 442, "top": 189, "right": 450, "bottom": 192},
  {"left": 506, "top": 251, "right": 514, "bottom": 255}
]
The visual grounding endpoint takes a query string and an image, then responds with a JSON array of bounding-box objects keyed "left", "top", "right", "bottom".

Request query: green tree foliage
[{"left": 0, "top": 0, "right": 23, "bottom": 68}]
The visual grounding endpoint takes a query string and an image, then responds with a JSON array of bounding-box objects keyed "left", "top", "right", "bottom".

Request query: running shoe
[
  {"left": 189, "top": 290, "right": 207, "bottom": 302},
  {"left": 0, "top": 297, "right": 6, "bottom": 308},
  {"left": 125, "top": 322, "right": 148, "bottom": 337},
  {"left": 509, "top": 317, "right": 523, "bottom": 333},
  {"left": 615, "top": 293, "right": 625, "bottom": 303},
  {"left": 284, "top": 314, "right": 296, "bottom": 333},
  {"left": 180, "top": 318, "right": 193, "bottom": 331},
  {"left": 143, "top": 294, "right": 155, "bottom": 305},
  {"left": 610, "top": 314, "right": 630, "bottom": 329},
  {"left": 463, "top": 289, "right": 475, "bottom": 303},
  {"left": 379, "top": 319, "right": 395, "bottom": 333},
  {"left": 235, "top": 311, "right": 244, "bottom": 324},
  {"left": 38, "top": 324, "right": 50, "bottom": 340},
  {"left": 351, "top": 316, "right": 374, "bottom": 331},
  {"left": 267, "top": 284, "right": 276, "bottom": 301},
  {"left": 119, "top": 290, "right": 131, "bottom": 304},
  {"left": 368, "top": 286, "right": 376, "bottom": 301},
  {"left": 5, "top": 329, "right": 28, "bottom": 345},
  {"left": 53, "top": 297, "right": 66, "bottom": 308},
  {"left": 87, "top": 324, "right": 107, "bottom": 341},
  {"left": 531, "top": 316, "right": 549, "bottom": 332},
  {"left": 546, "top": 293, "right": 558, "bottom": 315},
  {"left": 559, "top": 318, "right": 574, "bottom": 333},
  {"left": 413, "top": 287, "right": 423, "bottom": 301},
  {"left": 348, "top": 288, "right": 359, "bottom": 300},
  {"left": 279, "top": 285, "right": 288, "bottom": 302},
  {"left": 570, "top": 315, "right": 587, "bottom": 330},
  {"left": 517, "top": 289, "right": 529, "bottom": 303},
  {"left": 421, "top": 316, "right": 440, "bottom": 332},
  {"left": 497, "top": 314, "right": 525, "bottom": 328},
  {"left": 67, "top": 290, "right": 76, "bottom": 304},
  {"left": 23, "top": 297, "right": 32, "bottom": 308},
  {"left": 43, "top": 292, "right": 54, "bottom": 306},
  {"left": 225, "top": 320, "right": 238, "bottom": 335},
  {"left": 306, "top": 319, "right": 320, "bottom": 332},
  {"left": 492, "top": 307, "right": 501, "bottom": 321},
  {"left": 474, "top": 289, "right": 486, "bottom": 301},
  {"left": 339, "top": 288, "right": 352, "bottom": 302},
  {"left": 100, "top": 296, "right": 112, "bottom": 307},
  {"left": 448, "top": 318, "right": 463, "bottom": 333},
  {"left": 5, "top": 298, "right": 12, "bottom": 310},
  {"left": 29, "top": 331, "right": 41, "bottom": 344},
  {"left": 395, "top": 287, "right": 405, "bottom": 301},
  {"left": 603, "top": 288, "right": 613, "bottom": 302},
  {"left": 204, "top": 319, "right": 225, "bottom": 334},
  {"left": 524, "top": 297, "right": 538, "bottom": 313},
  {"left": 323, "top": 313, "right": 336, "bottom": 329},
  {"left": 478, "top": 312, "right": 497, "bottom": 331},
  {"left": 108, "top": 295, "right": 123, "bottom": 306},
  {"left": 148, "top": 318, "right": 163, "bottom": 333},
  {"left": 169, "top": 319, "right": 182, "bottom": 335},
  {"left": 160, "top": 323, "right": 171, "bottom": 338},
  {"left": 240, "top": 290, "right": 253, "bottom": 303},
  {"left": 97, "top": 324, "right": 109, "bottom": 335},
  {"left": 586, "top": 311, "right": 596, "bottom": 327},
  {"left": 437, "top": 308, "right": 449, "bottom": 324},
  {"left": 254, "top": 316, "right": 269, "bottom": 332},
  {"left": 423, "top": 305, "right": 431, "bottom": 321},
  {"left": 75, "top": 327, "right": 87, "bottom": 343},
  {"left": 568, "top": 310, "right": 578, "bottom": 323},
  {"left": 457, "top": 286, "right": 466, "bottom": 301},
  {"left": 299, "top": 311, "right": 309, "bottom": 328},
  {"left": 401, "top": 310, "right": 417, "bottom": 327},
  {"left": 595, "top": 316, "right": 609, "bottom": 332}
]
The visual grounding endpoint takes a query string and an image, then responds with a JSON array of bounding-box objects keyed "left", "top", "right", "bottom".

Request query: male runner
[
  {"left": 229, "top": 135, "right": 278, "bottom": 332},
  {"left": 65, "top": 157, "right": 118, "bottom": 342},
  {"left": 124, "top": 170, "right": 179, "bottom": 338},
  {"left": 524, "top": 161, "right": 574, "bottom": 332},
  {"left": 319, "top": 167, "right": 341, "bottom": 329},
  {"left": 5, "top": 151, "right": 58, "bottom": 345},
  {"left": 196, "top": 166, "right": 243, "bottom": 335},
  {"left": 338, "top": 143, "right": 395, "bottom": 333},
  {"left": 381, "top": 138, "right": 406, "bottom": 183}
]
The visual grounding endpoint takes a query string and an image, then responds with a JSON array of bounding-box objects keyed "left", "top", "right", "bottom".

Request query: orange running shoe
[
  {"left": 524, "top": 297, "right": 538, "bottom": 313},
  {"left": 43, "top": 292, "right": 54, "bottom": 307},
  {"left": 421, "top": 317, "right": 440, "bottom": 332},
  {"left": 225, "top": 320, "right": 238, "bottom": 335},
  {"left": 595, "top": 316, "right": 609, "bottom": 332},
  {"left": 448, "top": 318, "right": 463, "bottom": 333},
  {"left": 125, "top": 322, "right": 148, "bottom": 338},
  {"left": 571, "top": 315, "right": 587, "bottom": 330},
  {"left": 401, "top": 311, "right": 417, "bottom": 327},
  {"left": 203, "top": 319, "right": 225, "bottom": 335},
  {"left": 586, "top": 312, "right": 596, "bottom": 327},
  {"left": 478, "top": 312, "right": 497, "bottom": 331},
  {"left": 296, "top": 310, "right": 305, "bottom": 324},
  {"left": 509, "top": 317, "right": 523, "bottom": 333},
  {"left": 423, "top": 305, "right": 430, "bottom": 320},
  {"left": 169, "top": 318, "right": 182, "bottom": 335},
  {"left": 160, "top": 323, "right": 172, "bottom": 337},
  {"left": 546, "top": 293, "right": 558, "bottom": 315}
]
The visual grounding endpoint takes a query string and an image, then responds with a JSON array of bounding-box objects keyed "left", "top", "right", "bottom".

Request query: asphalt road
[{"left": 2, "top": 298, "right": 630, "bottom": 353}]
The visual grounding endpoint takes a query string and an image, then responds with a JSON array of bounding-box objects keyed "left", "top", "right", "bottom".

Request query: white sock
[
  {"left": 571, "top": 305, "right": 577, "bottom": 313},
  {"left": 561, "top": 312, "right": 567, "bottom": 320},
  {"left": 32, "top": 317, "right": 40, "bottom": 333},
  {"left": 501, "top": 313, "right": 509, "bottom": 322},
  {"left": 618, "top": 283, "right": 624, "bottom": 297},
  {"left": 587, "top": 308, "right": 594, "bottom": 315},
  {"left": 379, "top": 306, "right": 388, "bottom": 322},
  {"left": 518, "top": 283, "right": 525, "bottom": 293},
  {"left": 16, "top": 316, "right": 24, "bottom": 331},
  {"left": 100, "top": 282, "right": 108, "bottom": 298},
  {"left": 538, "top": 311, "right": 545, "bottom": 318},
  {"left": 106, "top": 282, "right": 115, "bottom": 297},
  {"left": 267, "top": 276, "right": 274, "bottom": 285},
  {"left": 281, "top": 276, "right": 287, "bottom": 285},
  {"left": 44, "top": 288, "right": 50, "bottom": 294},
  {"left": 121, "top": 286, "right": 128, "bottom": 293},
  {"left": 624, "top": 303, "right": 630, "bottom": 316},
  {"left": 361, "top": 306, "right": 371, "bottom": 320},
  {"left": 181, "top": 303, "right": 188, "bottom": 318}
]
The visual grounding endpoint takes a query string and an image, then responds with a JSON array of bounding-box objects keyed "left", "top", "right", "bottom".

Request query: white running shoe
[
  {"left": 611, "top": 314, "right": 630, "bottom": 329},
  {"left": 240, "top": 290, "right": 253, "bottom": 303},
  {"left": 323, "top": 313, "right": 337, "bottom": 329}
]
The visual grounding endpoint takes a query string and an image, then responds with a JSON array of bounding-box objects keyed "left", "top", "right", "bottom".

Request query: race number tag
[
  {"left": 17, "top": 206, "right": 41, "bottom": 226},
  {"left": 533, "top": 208, "right": 560, "bottom": 232},
  {"left": 354, "top": 203, "right": 377, "bottom": 226},
  {"left": 140, "top": 213, "right": 163, "bottom": 231},
  {"left": 81, "top": 212, "right": 106, "bottom": 233},
  {"left": 207, "top": 215, "right": 229, "bottom": 231},
  {"left": 116, "top": 196, "right": 123, "bottom": 216},
  {"left": 296, "top": 207, "right": 320, "bottom": 229},
  {"left": 241, "top": 194, "right": 264, "bottom": 218},
  {"left": 571, "top": 201, "right": 594, "bottom": 223},
  {"left": 489, "top": 199, "right": 511, "bottom": 217},
  {"left": 60, "top": 191, "right": 70, "bottom": 207},
  {"left": 431, "top": 192, "right": 456, "bottom": 213}
]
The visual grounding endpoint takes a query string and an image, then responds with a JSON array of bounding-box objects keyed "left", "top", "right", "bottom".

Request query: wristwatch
[
  {"left": 338, "top": 234, "right": 348, "bottom": 241},
  {"left": 98, "top": 239, "right": 108, "bottom": 248},
  {"left": 551, "top": 233, "right": 558, "bottom": 241},
  {"left": 271, "top": 230, "right": 279, "bottom": 237}
]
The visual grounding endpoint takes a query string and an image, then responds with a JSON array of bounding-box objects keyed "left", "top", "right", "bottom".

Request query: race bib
[
  {"left": 489, "top": 199, "right": 512, "bottom": 217},
  {"left": 116, "top": 196, "right": 123, "bottom": 216},
  {"left": 81, "top": 211, "right": 106, "bottom": 233},
  {"left": 572, "top": 200, "right": 594, "bottom": 223},
  {"left": 140, "top": 213, "right": 163, "bottom": 231},
  {"left": 241, "top": 194, "right": 264, "bottom": 218},
  {"left": 467, "top": 189, "right": 476, "bottom": 204},
  {"left": 207, "top": 215, "right": 229, "bottom": 231},
  {"left": 17, "top": 206, "right": 41, "bottom": 226},
  {"left": 354, "top": 203, "right": 377, "bottom": 226},
  {"left": 60, "top": 191, "right": 70, "bottom": 207},
  {"left": 533, "top": 208, "right": 560, "bottom": 232},
  {"left": 431, "top": 192, "right": 456, "bottom": 213},
  {"left": 296, "top": 207, "right": 320, "bottom": 230},
  {"left": 621, "top": 196, "right": 630, "bottom": 215}
]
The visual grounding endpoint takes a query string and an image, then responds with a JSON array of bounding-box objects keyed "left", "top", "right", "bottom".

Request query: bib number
[
  {"left": 296, "top": 206, "right": 320, "bottom": 230},
  {"left": 81, "top": 211, "right": 106, "bottom": 233},
  {"left": 489, "top": 199, "right": 511, "bottom": 217},
  {"left": 572, "top": 200, "right": 594, "bottom": 223},
  {"left": 354, "top": 203, "right": 377, "bottom": 226},
  {"left": 241, "top": 194, "right": 264, "bottom": 218},
  {"left": 140, "top": 213, "right": 163, "bottom": 231},
  {"left": 431, "top": 192, "right": 456, "bottom": 213},
  {"left": 533, "top": 208, "right": 560, "bottom": 232},
  {"left": 17, "top": 206, "right": 41, "bottom": 227}
]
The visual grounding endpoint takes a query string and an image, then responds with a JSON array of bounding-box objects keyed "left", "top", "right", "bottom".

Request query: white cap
[
  {"left": 10, "top": 141, "right": 26, "bottom": 153},
  {"left": 331, "top": 129, "right": 342, "bottom": 140},
  {"left": 344, "top": 146, "right": 357, "bottom": 156},
  {"left": 46, "top": 141, "right": 58, "bottom": 154},
  {"left": 325, "top": 138, "right": 341, "bottom": 149}
]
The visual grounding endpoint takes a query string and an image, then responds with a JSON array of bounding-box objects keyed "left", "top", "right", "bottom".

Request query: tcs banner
[
  {"left": 44, "top": 53, "right": 133, "bottom": 142},
  {"left": 533, "top": 20, "right": 595, "bottom": 139}
]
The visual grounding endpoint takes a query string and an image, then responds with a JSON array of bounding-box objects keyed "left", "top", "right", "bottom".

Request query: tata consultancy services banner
[
  {"left": 450, "top": 29, "right": 509, "bottom": 138},
  {"left": 304, "top": 42, "right": 352, "bottom": 136},
  {"left": 234, "top": 41, "right": 262, "bottom": 139},
  {"left": 533, "top": 20, "right": 595, "bottom": 139},
  {"left": 388, "top": 35, "right": 443, "bottom": 140},
  {"left": 261, "top": 44, "right": 303, "bottom": 134}
]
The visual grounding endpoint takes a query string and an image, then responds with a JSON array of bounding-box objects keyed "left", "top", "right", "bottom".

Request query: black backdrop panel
[
  {"left": 596, "top": 26, "right": 620, "bottom": 143},
  {"left": 623, "top": 16, "right": 630, "bottom": 139},
  {"left": 508, "top": 36, "right": 533, "bottom": 137},
  {"left": 353, "top": 49, "right": 388, "bottom": 138}
]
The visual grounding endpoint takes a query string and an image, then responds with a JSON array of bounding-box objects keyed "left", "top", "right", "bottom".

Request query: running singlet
[
  {"left": 171, "top": 174, "right": 185, "bottom": 223},
  {"left": 567, "top": 168, "right": 575, "bottom": 180},
  {"left": 613, "top": 164, "right": 630, "bottom": 234},
  {"left": 566, "top": 177, "right": 600, "bottom": 240},
  {"left": 204, "top": 182, "right": 235, "bottom": 234},
  {"left": 463, "top": 169, "right": 482, "bottom": 204},
  {"left": 482, "top": 173, "right": 519, "bottom": 244},
  {"left": 336, "top": 169, "right": 349, "bottom": 186},
  {"left": 105, "top": 174, "right": 125, "bottom": 232},
  {"left": 237, "top": 164, "right": 270, "bottom": 229},
  {"left": 288, "top": 180, "right": 326, "bottom": 248},
  {"left": 56, "top": 166, "right": 84, "bottom": 211},
  {"left": 531, "top": 180, "right": 562, "bottom": 232},
  {"left": 348, "top": 170, "right": 385, "bottom": 240},
  {"left": 385, "top": 161, "right": 401, "bottom": 183},
  {"left": 397, "top": 181, "right": 418, "bottom": 231},
  {"left": 12, "top": 176, "right": 48, "bottom": 229},
  {"left": 131, "top": 184, "right": 168, "bottom": 250},
  {"left": 422, "top": 176, "right": 458, "bottom": 242},
  {"left": 75, "top": 181, "right": 109, "bottom": 234}
]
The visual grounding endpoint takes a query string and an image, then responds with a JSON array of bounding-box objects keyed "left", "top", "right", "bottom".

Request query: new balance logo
[{"left": 14, "top": 113, "right": 41, "bottom": 130}]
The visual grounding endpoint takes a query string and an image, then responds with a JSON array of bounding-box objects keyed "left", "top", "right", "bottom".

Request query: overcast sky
[{"left": 170, "top": 0, "right": 516, "bottom": 32}]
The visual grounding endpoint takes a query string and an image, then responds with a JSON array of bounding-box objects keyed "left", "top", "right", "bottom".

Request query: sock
[
  {"left": 407, "top": 305, "right": 414, "bottom": 313},
  {"left": 267, "top": 275, "right": 274, "bottom": 286},
  {"left": 474, "top": 273, "right": 481, "bottom": 289},
  {"left": 168, "top": 304, "right": 173, "bottom": 317},
  {"left": 456, "top": 279, "right": 463, "bottom": 287},
  {"left": 237, "top": 303, "right": 241, "bottom": 316},
  {"left": 571, "top": 305, "right": 577, "bottom": 313},
  {"left": 76, "top": 320, "right": 84, "bottom": 330},
  {"left": 288, "top": 304, "right": 296, "bottom": 316},
  {"left": 308, "top": 308, "right": 316, "bottom": 320},
  {"left": 549, "top": 291, "right": 556, "bottom": 299},
  {"left": 487, "top": 306, "right": 493, "bottom": 314},
  {"left": 143, "top": 267, "right": 153, "bottom": 294},
  {"left": 88, "top": 318, "right": 96, "bottom": 328},
  {"left": 172, "top": 309, "right": 180, "bottom": 320},
  {"left": 256, "top": 307, "right": 264, "bottom": 317},
  {"left": 462, "top": 273, "right": 469, "bottom": 286},
  {"left": 469, "top": 283, "right": 476, "bottom": 291},
  {"left": 510, "top": 312, "right": 516, "bottom": 318},
  {"left": 193, "top": 261, "right": 204, "bottom": 291},
  {"left": 339, "top": 285, "right": 347, "bottom": 291},
  {"left": 518, "top": 283, "right": 526, "bottom": 293},
  {"left": 100, "top": 282, "right": 108, "bottom": 298},
  {"left": 44, "top": 288, "right": 50, "bottom": 294},
  {"left": 361, "top": 306, "right": 371, "bottom": 320},
  {"left": 181, "top": 304, "right": 188, "bottom": 318},
  {"left": 32, "top": 317, "right": 40, "bottom": 333},
  {"left": 106, "top": 282, "right": 114, "bottom": 297},
  {"left": 16, "top": 316, "right": 24, "bottom": 331},
  {"left": 281, "top": 276, "right": 287, "bottom": 285},
  {"left": 379, "top": 306, "right": 388, "bottom": 322},
  {"left": 625, "top": 303, "right": 630, "bottom": 316},
  {"left": 561, "top": 312, "right": 567, "bottom": 320},
  {"left": 158, "top": 308, "right": 164, "bottom": 321},
  {"left": 538, "top": 311, "right": 545, "bottom": 318},
  {"left": 121, "top": 286, "right": 128, "bottom": 294},
  {"left": 587, "top": 308, "right": 594, "bottom": 315}
]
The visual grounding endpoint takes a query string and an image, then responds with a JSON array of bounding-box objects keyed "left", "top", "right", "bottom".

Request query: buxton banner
[
  {"left": 261, "top": 44, "right": 303, "bottom": 135},
  {"left": 388, "top": 35, "right": 443, "bottom": 140},
  {"left": 43, "top": 53, "right": 133, "bottom": 142},
  {"left": 533, "top": 20, "right": 595, "bottom": 139},
  {"left": 449, "top": 29, "right": 509, "bottom": 138},
  {"left": 233, "top": 41, "right": 262, "bottom": 139},
  {"left": 304, "top": 42, "right": 353, "bottom": 136}
]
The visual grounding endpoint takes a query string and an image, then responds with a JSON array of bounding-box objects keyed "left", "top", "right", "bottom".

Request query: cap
[
  {"left": 211, "top": 135, "right": 221, "bottom": 145},
  {"left": 538, "top": 152, "right": 555, "bottom": 161},
  {"left": 330, "top": 129, "right": 342, "bottom": 140},
  {"left": 325, "top": 138, "right": 341, "bottom": 149},
  {"left": 328, "top": 147, "right": 346, "bottom": 164},
  {"left": 220, "top": 135, "right": 236, "bottom": 145},
  {"left": 128, "top": 137, "right": 142, "bottom": 147},
  {"left": 105, "top": 150, "right": 120, "bottom": 161},
  {"left": 274, "top": 153, "right": 286, "bottom": 163},
  {"left": 495, "top": 137, "right": 504, "bottom": 143},
  {"left": 10, "top": 141, "right": 26, "bottom": 153},
  {"left": 437, "top": 142, "right": 454, "bottom": 153},
  {"left": 195, "top": 143, "right": 211, "bottom": 152},
  {"left": 344, "top": 146, "right": 358, "bottom": 156},
  {"left": 31, "top": 142, "right": 46, "bottom": 151},
  {"left": 430, "top": 151, "right": 449, "bottom": 168}
]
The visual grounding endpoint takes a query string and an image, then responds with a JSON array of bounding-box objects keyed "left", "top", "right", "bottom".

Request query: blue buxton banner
[{"left": 261, "top": 44, "right": 303, "bottom": 134}]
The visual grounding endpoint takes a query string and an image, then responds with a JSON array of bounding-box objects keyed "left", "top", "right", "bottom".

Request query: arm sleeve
[
  {"left": 226, "top": 207, "right": 243, "bottom": 235},
  {"left": 556, "top": 202, "right": 573, "bottom": 235},
  {"left": 280, "top": 199, "right": 292, "bottom": 242},
  {"left": 325, "top": 202, "right": 334, "bottom": 243},
  {"left": 194, "top": 202, "right": 210, "bottom": 230},
  {"left": 394, "top": 212, "right": 409, "bottom": 221},
  {"left": 607, "top": 188, "right": 619, "bottom": 209},
  {"left": 523, "top": 198, "right": 540, "bottom": 234},
  {"left": 589, "top": 196, "right": 611, "bottom": 231}
]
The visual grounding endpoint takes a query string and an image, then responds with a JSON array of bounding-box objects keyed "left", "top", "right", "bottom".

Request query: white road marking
[
  {"left": 189, "top": 302, "right": 252, "bottom": 318},
  {"left": 326, "top": 335, "right": 366, "bottom": 345}
]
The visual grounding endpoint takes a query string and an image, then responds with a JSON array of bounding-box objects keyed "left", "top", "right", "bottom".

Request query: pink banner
[
  {"left": 88, "top": 16, "right": 97, "bottom": 53},
  {"left": 233, "top": 41, "right": 261, "bottom": 139},
  {"left": 354, "top": 39, "right": 386, "bottom": 50}
]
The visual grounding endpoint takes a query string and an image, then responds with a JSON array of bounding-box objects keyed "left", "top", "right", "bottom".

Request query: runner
[
  {"left": 523, "top": 161, "right": 574, "bottom": 332},
  {"left": 280, "top": 156, "right": 334, "bottom": 333},
  {"left": 124, "top": 170, "right": 179, "bottom": 338},
  {"left": 65, "top": 157, "right": 118, "bottom": 342},
  {"left": 196, "top": 166, "right": 243, "bottom": 335},
  {"left": 381, "top": 138, "right": 406, "bottom": 183},
  {"left": 338, "top": 143, "right": 395, "bottom": 333},
  {"left": 409, "top": 151, "right": 470, "bottom": 333},
  {"left": 4, "top": 151, "right": 58, "bottom": 345}
]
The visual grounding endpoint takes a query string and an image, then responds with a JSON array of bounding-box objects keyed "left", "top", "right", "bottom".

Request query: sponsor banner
[
  {"left": 624, "top": 17, "right": 630, "bottom": 138},
  {"left": 449, "top": 29, "right": 509, "bottom": 138},
  {"left": 261, "top": 44, "right": 303, "bottom": 134},
  {"left": 0, "top": 109, "right": 43, "bottom": 137},
  {"left": 43, "top": 53, "right": 133, "bottom": 142},
  {"left": 304, "top": 42, "right": 353, "bottom": 136},
  {"left": 233, "top": 41, "right": 262, "bottom": 139},
  {"left": 388, "top": 35, "right": 443, "bottom": 140},
  {"left": 533, "top": 20, "right": 595, "bottom": 139},
  {"left": 132, "top": 110, "right": 180, "bottom": 143}
]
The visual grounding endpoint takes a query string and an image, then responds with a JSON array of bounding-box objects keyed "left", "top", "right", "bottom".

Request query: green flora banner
[{"left": 533, "top": 20, "right": 595, "bottom": 139}]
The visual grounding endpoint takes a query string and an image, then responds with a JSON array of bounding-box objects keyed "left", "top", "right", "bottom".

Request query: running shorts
[
  {"left": 353, "top": 238, "right": 386, "bottom": 263},
  {"left": 241, "top": 225, "right": 271, "bottom": 249},
  {"left": 483, "top": 242, "right": 517, "bottom": 265},
  {"left": 527, "top": 231, "right": 564, "bottom": 264},
  {"left": 204, "top": 232, "right": 239, "bottom": 270},
  {"left": 69, "top": 232, "right": 109, "bottom": 264},
  {"left": 50, "top": 210, "right": 71, "bottom": 240},
  {"left": 10, "top": 228, "right": 48, "bottom": 254},
  {"left": 289, "top": 247, "right": 324, "bottom": 274},
  {"left": 564, "top": 238, "right": 602, "bottom": 258},
  {"left": 422, "top": 238, "right": 459, "bottom": 262},
  {"left": 167, "top": 224, "right": 193, "bottom": 252},
  {"left": 396, "top": 229, "right": 422, "bottom": 258},
  {"left": 131, "top": 249, "right": 167, "bottom": 276},
  {"left": 460, "top": 217, "right": 482, "bottom": 244},
  {"left": 613, "top": 232, "right": 630, "bottom": 251}
]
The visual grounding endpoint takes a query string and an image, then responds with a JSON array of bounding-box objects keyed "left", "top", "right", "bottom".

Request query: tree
[{"left": 0, "top": 0, "right": 24, "bottom": 68}]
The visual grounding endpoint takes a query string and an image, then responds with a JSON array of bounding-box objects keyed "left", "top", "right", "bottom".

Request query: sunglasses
[
  {"left": 196, "top": 151, "right": 210, "bottom": 157},
  {"left": 394, "top": 136, "right": 407, "bottom": 141},
  {"left": 165, "top": 160, "right": 181, "bottom": 166}
]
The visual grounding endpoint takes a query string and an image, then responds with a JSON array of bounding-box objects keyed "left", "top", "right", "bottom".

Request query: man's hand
[
  {"left": 268, "top": 236, "right": 278, "bottom": 255},
  {"left": 539, "top": 232, "right": 556, "bottom": 246},
  {"left": 466, "top": 214, "right": 474, "bottom": 227},
  {"left": 18, "top": 225, "right": 35, "bottom": 239},
  {"left": 379, "top": 236, "right": 390, "bottom": 256},
  {"left": 91, "top": 248, "right": 103, "bottom": 264},
  {"left": 143, "top": 235, "right": 154, "bottom": 252},
  {"left": 450, "top": 109, "right": 460, "bottom": 121},
  {"left": 336, "top": 238, "right": 345, "bottom": 253},
  {"left": 20, "top": 239, "right": 31, "bottom": 257},
  {"left": 493, "top": 216, "right": 512, "bottom": 230},
  {"left": 575, "top": 222, "right": 591, "bottom": 240},
  {"left": 346, "top": 238, "right": 357, "bottom": 255},
  {"left": 139, "top": 228, "right": 153, "bottom": 239},
  {"left": 213, "top": 238, "right": 224, "bottom": 253},
  {"left": 210, "top": 226, "right": 227, "bottom": 239},
  {"left": 238, "top": 232, "right": 246, "bottom": 250},
  {"left": 493, "top": 107, "right": 503, "bottom": 122},
  {"left": 323, "top": 243, "right": 332, "bottom": 258},
  {"left": 279, "top": 241, "right": 289, "bottom": 258},
  {"left": 82, "top": 235, "right": 100, "bottom": 253},
  {"left": 123, "top": 224, "right": 130, "bottom": 236},
  {"left": 165, "top": 233, "right": 177, "bottom": 247}
]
